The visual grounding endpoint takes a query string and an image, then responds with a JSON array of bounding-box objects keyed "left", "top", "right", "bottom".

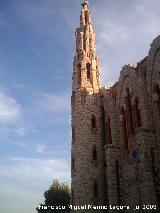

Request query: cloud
[
  {"left": 91, "top": 0, "right": 160, "bottom": 85},
  {"left": 0, "top": 156, "right": 70, "bottom": 213},
  {"left": 0, "top": 91, "right": 22, "bottom": 124}
]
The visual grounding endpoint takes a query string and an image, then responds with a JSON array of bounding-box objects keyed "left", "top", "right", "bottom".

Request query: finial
[{"left": 81, "top": 0, "right": 89, "bottom": 7}]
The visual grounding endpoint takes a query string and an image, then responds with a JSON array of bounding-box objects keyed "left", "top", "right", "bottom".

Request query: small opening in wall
[
  {"left": 84, "top": 11, "right": 88, "bottom": 24},
  {"left": 72, "top": 127, "right": 75, "bottom": 142},
  {"left": 86, "top": 63, "right": 91, "bottom": 80},
  {"left": 93, "top": 146, "right": 97, "bottom": 161},
  {"left": 91, "top": 115, "right": 96, "bottom": 129}
]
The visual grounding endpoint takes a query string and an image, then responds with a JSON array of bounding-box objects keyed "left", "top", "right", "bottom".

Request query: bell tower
[{"left": 71, "top": 0, "right": 106, "bottom": 209}]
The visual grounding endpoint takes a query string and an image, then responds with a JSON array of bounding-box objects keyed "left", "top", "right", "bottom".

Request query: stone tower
[{"left": 71, "top": 0, "right": 106, "bottom": 208}]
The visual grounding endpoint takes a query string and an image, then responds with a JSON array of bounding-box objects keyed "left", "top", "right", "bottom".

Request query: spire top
[{"left": 81, "top": 0, "right": 89, "bottom": 8}]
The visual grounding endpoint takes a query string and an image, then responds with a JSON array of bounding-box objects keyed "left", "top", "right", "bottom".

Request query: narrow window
[
  {"left": 72, "top": 127, "right": 75, "bottom": 143},
  {"left": 85, "top": 11, "right": 88, "bottom": 24},
  {"left": 155, "top": 84, "right": 160, "bottom": 112},
  {"left": 134, "top": 99, "right": 141, "bottom": 129},
  {"left": 91, "top": 115, "right": 96, "bottom": 129},
  {"left": 125, "top": 88, "right": 134, "bottom": 134},
  {"left": 101, "top": 107, "right": 106, "bottom": 145},
  {"left": 93, "top": 146, "right": 97, "bottom": 161},
  {"left": 105, "top": 118, "right": 112, "bottom": 144},
  {"left": 121, "top": 108, "right": 128, "bottom": 150},
  {"left": 116, "top": 161, "right": 120, "bottom": 205},
  {"left": 86, "top": 63, "right": 91, "bottom": 80},
  {"left": 93, "top": 180, "right": 98, "bottom": 198}
]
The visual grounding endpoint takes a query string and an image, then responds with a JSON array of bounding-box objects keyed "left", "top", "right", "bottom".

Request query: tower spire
[{"left": 72, "top": 0, "right": 101, "bottom": 92}]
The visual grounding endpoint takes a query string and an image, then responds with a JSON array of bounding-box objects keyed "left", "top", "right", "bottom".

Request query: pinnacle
[{"left": 81, "top": 0, "right": 89, "bottom": 7}]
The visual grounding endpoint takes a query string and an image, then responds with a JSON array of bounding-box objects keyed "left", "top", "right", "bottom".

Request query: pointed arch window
[
  {"left": 153, "top": 84, "right": 160, "bottom": 113},
  {"left": 86, "top": 63, "right": 91, "bottom": 80},
  {"left": 72, "top": 127, "right": 75, "bottom": 143},
  {"left": 105, "top": 118, "right": 112, "bottom": 144},
  {"left": 91, "top": 115, "right": 96, "bottom": 129},
  {"left": 92, "top": 146, "right": 97, "bottom": 161},
  {"left": 133, "top": 99, "right": 141, "bottom": 129},
  {"left": 125, "top": 88, "right": 134, "bottom": 134},
  {"left": 121, "top": 108, "right": 128, "bottom": 150},
  {"left": 84, "top": 11, "right": 88, "bottom": 24}
]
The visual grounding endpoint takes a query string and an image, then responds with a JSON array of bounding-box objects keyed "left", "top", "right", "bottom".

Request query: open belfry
[{"left": 71, "top": 0, "right": 160, "bottom": 211}]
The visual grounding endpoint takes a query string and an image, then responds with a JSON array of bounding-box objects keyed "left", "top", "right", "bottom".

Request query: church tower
[{"left": 71, "top": 0, "right": 106, "bottom": 208}]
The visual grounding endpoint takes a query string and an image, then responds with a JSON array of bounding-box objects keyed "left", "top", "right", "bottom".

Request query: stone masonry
[{"left": 71, "top": 0, "right": 160, "bottom": 212}]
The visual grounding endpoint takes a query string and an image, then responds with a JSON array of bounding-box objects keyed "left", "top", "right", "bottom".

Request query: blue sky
[{"left": 0, "top": 0, "right": 159, "bottom": 213}]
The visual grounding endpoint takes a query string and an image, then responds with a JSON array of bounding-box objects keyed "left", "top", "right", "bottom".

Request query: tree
[{"left": 36, "top": 179, "right": 70, "bottom": 213}]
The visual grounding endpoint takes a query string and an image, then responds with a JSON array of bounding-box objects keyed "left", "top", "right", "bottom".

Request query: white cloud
[
  {"left": 91, "top": 0, "right": 160, "bottom": 85},
  {"left": 33, "top": 92, "right": 70, "bottom": 114},
  {"left": 0, "top": 157, "right": 70, "bottom": 184},
  {"left": 0, "top": 156, "right": 70, "bottom": 213},
  {"left": 0, "top": 91, "right": 22, "bottom": 123}
]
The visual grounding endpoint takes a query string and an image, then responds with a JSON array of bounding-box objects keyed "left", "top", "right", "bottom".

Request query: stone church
[{"left": 71, "top": 0, "right": 160, "bottom": 211}]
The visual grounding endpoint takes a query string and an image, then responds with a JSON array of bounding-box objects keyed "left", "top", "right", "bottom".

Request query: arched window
[
  {"left": 86, "top": 63, "right": 91, "bottom": 80},
  {"left": 121, "top": 107, "right": 128, "bottom": 150},
  {"left": 125, "top": 88, "right": 134, "bottom": 134},
  {"left": 93, "top": 180, "right": 98, "bottom": 198},
  {"left": 133, "top": 99, "right": 141, "bottom": 129},
  {"left": 154, "top": 84, "right": 160, "bottom": 113},
  {"left": 85, "top": 11, "right": 88, "bottom": 24},
  {"left": 92, "top": 146, "right": 97, "bottom": 161},
  {"left": 91, "top": 115, "right": 96, "bottom": 129},
  {"left": 116, "top": 161, "right": 120, "bottom": 205},
  {"left": 105, "top": 118, "right": 112, "bottom": 144},
  {"left": 72, "top": 127, "right": 75, "bottom": 141}
]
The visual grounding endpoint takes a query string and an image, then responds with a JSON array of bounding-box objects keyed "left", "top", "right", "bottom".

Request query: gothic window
[
  {"left": 93, "top": 180, "right": 98, "bottom": 198},
  {"left": 133, "top": 99, "right": 141, "bottom": 129},
  {"left": 121, "top": 108, "right": 128, "bottom": 150},
  {"left": 105, "top": 118, "right": 112, "bottom": 144},
  {"left": 72, "top": 127, "right": 75, "bottom": 142},
  {"left": 92, "top": 146, "right": 97, "bottom": 161},
  {"left": 125, "top": 88, "right": 134, "bottom": 135},
  {"left": 86, "top": 63, "right": 91, "bottom": 80},
  {"left": 154, "top": 84, "right": 160, "bottom": 112},
  {"left": 116, "top": 161, "right": 120, "bottom": 205},
  {"left": 91, "top": 115, "right": 96, "bottom": 129},
  {"left": 85, "top": 11, "right": 88, "bottom": 24}
]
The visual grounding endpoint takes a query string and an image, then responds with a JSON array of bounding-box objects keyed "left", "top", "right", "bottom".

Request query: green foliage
[{"left": 37, "top": 179, "right": 70, "bottom": 213}]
